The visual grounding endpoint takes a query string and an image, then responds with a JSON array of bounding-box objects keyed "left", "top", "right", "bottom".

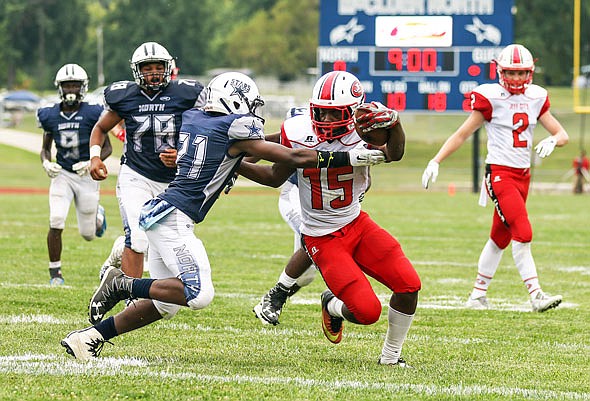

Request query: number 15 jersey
[{"left": 280, "top": 114, "right": 370, "bottom": 237}]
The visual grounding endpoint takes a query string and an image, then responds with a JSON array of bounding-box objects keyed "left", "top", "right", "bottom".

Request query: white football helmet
[
  {"left": 496, "top": 44, "right": 535, "bottom": 94},
  {"left": 54, "top": 63, "right": 89, "bottom": 106},
  {"left": 310, "top": 71, "right": 365, "bottom": 141},
  {"left": 203, "top": 72, "right": 264, "bottom": 116},
  {"left": 130, "top": 42, "right": 173, "bottom": 91}
]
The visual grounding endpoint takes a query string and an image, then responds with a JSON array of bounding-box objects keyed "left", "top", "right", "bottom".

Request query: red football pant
[
  {"left": 485, "top": 164, "right": 533, "bottom": 249},
  {"left": 303, "top": 211, "right": 421, "bottom": 325}
]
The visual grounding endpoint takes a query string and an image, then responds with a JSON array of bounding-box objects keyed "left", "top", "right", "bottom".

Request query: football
[{"left": 354, "top": 108, "right": 390, "bottom": 146}]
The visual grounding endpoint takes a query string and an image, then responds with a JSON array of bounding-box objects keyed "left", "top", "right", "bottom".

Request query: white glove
[
  {"left": 42, "top": 160, "right": 62, "bottom": 178},
  {"left": 72, "top": 160, "right": 91, "bottom": 176},
  {"left": 535, "top": 136, "right": 557, "bottom": 158},
  {"left": 348, "top": 148, "right": 386, "bottom": 167},
  {"left": 422, "top": 159, "right": 439, "bottom": 189}
]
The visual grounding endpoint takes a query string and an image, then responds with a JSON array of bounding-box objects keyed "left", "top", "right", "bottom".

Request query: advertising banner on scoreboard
[{"left": 318, "top": 0, "right": 514, "bottom": 112}]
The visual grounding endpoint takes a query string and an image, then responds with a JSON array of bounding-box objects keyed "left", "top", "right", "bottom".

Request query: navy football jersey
[
  {"left": 37, "top": 102, "right": 104, "bottom": 172},
  {"left": 159, "top": 109, "right": 265, "bottom": 223},
  {"left": 104, "top": 79, "right": 204, "bottom": 183}
]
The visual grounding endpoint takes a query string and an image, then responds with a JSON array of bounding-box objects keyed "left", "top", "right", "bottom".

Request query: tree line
[{"left": 0, "top": 0, "right": 588, "bottom": 91}]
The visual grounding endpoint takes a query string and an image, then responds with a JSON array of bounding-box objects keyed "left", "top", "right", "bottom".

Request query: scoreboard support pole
[{"left": 472, "top": 128, "right": 480, "bottom": 193}]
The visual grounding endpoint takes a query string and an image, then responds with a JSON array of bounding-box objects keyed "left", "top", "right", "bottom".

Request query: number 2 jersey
[
  {"left": 157, "top": 109, "right": 265, "bottom": 224},
  {"left": 37, "top": 102, "right": 104, "bottom": 172},
  {"left": 280, "top": 114, "right": 370, "bottom": 237},
  {"left": 471, "top": 82, "right": 550, "bottom": 169},
  {"left": 103, "top": 79, "right": 204, "bottom": 183}
]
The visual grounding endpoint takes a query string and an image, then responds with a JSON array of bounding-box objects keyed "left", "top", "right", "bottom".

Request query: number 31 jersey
[
  {"left": 471, "top": 83, "right": 550, "bottom": 169},
  {"left": 104, "top": 79, "right": 204, "bottom": 182}
]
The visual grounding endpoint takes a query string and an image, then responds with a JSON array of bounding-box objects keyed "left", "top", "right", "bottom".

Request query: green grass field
[{"left": 0, "top": 104, "right": 589, "bottom": 400}]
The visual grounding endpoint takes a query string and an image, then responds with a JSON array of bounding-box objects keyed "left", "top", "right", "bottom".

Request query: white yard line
[{"left": 0, "top": 354, "right": 587, "bottom": 400}]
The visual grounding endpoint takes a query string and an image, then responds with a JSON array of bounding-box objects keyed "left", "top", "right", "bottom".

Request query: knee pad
[
  {"left": 347, "top": 287, "right": 382, "bottom": 325},
  {"left": 511, "top": 216, "right": 533, "bottom": 243},
  {"left": 130, "top": 230, "right": 149, "bottom": 254},
  {"left": 180, "top": 269, "right": 215, "bottom": 310},
  {"left": 49, "top": 215, "right": 66, "bottom": 230},
  {"left": 153, "top": 300, "right": 181, "bottom": 320},
  {"left": 186, "top": 287, "right": 214, "bottom": 310},
  {"left": 295, "top": 266, "right": 316, "bottom": 287}
]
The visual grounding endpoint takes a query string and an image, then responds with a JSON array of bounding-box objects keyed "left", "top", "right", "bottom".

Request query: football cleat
[
  {"left": 89, "top": 266, "right": 133, "bottom": 324},
  {"left": 465, "top": 295, "right": 490, "bottom": 310},
  {"left": 49, "top": 277, "right": 65, "bottom": 286},
  {"left": 253, "top": 282, "right": 290, "bottom": 325},
  {"left": 61, "top": 327, "right": 110, "bottom": 361},
  {"left": 531, "top": 291, "right": 562, "bottom": 312},
  {"left": 321, "top": 289, "right": 343, "bottom": 344},
  {"left": 95, "top": 205, "right": 107, "bottom": 238},
  {"left": 378, "top": 357, "right": 413, "bottom": 369},
  {"left": 99, "top": 235, "right": 125, "bottom": 281}
]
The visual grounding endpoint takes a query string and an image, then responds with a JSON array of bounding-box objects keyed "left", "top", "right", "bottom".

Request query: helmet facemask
[
  {"left": 310, "top": 104, "right": 356, "bottom": 142},
  {"left": 59, "top": 81, "right": 85, "bottom": 106}
]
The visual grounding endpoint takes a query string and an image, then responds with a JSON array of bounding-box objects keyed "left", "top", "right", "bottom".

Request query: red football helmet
[
  {"left": 310, "top": 71, "right": 365, "bottom": 141},
  {"left": 495, "top": 44, "right": 535, "bottom": 94}
]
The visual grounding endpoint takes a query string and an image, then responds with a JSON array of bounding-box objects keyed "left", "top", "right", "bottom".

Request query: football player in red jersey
[
  {"left": 240, "top": 71, "right": 420, "bottom": 367},
  {"left": 422, "top": 44, "right": 569, "bottom": 312}
]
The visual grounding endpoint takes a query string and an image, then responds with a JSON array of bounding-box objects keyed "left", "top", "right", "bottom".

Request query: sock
[
  {"left": 470, "top": 239, "right": 503, "bottom": 299},
  {"left": 49, "top": 261, "right": 62, "bottom": 278},
  {"left": 278, "top": 270, "right": 298, "bottom": 288},
  {"left": 94, "top": 316, "right": 118, "bottom": 341},
  {"left": 511, "top": 241, "right": 541, "bottom": 297},
  {"left": 327, "top": 296, "right": 345, "bottom": 318},
  {"left": 131, "top": 278, "right": 155, "bottom": 299},
  {"left": 380, "top": 307, "right": 414, "bottom": 363}
]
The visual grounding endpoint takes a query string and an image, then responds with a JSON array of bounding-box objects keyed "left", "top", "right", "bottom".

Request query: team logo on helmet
[
  {"left": 350, "top": 80, "right": 363, "bottom": 98},
  {"left": 230, "top": 79, "right": 251, "bottom": 96}
]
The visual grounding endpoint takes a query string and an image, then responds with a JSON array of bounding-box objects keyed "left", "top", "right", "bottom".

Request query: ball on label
[{"left": 354, "top": 108, "right": 390, "bottom": 146}]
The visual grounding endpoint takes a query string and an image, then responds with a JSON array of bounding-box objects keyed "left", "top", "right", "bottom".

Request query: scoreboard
[{"left": 318, "top": 0, "right": 514, "bottom": 112}]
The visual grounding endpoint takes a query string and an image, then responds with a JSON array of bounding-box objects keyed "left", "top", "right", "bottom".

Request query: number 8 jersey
[
  {"left": 280, "top": 114, "right": 370, "bottom": 237},
  {"left": 104, "top": 79, "right": 204, "bottom": 182},
  {"left": 471, "top": 82, "right": 550, "bottom": 169}
]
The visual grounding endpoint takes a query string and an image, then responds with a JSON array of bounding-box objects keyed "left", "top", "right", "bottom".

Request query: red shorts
[
  {"left": 484, "top": 164, "right": 532, "bottom": 248},
  {"left": 303, "top": 211, "right": 421, "bottom": 324}
]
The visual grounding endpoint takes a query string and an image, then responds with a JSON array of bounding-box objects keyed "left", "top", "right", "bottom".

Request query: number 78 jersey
[
  {"left": 281, "top": 114, "right": 370, "bottom": 237},
  {"left": 472, "top": 83, "right": 550, "bottom": 169}
]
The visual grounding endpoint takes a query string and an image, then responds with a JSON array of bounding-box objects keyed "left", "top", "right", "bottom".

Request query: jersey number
[
  {"left": 512, "top": 112, "right": 529, "bottom": 148},
  {"left": 303, "top": 166, "right": 353, "bottom": 210},
  {"left": 177, "top": 132, "right": 207, "bottom": 179},
  {"left": 131, "top": 114, "right": 176, "bottom": 152}
]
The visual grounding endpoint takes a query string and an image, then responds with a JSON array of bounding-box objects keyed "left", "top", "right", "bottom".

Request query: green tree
[{"left": 222, "top": 0, "right": 318, "bottom": 81}]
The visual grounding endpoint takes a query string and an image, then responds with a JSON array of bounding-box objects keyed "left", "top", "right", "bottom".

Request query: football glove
[
  {"left": 349, "top": 148, "right": 386, "bottom": 167},
  {"left": 72, "top": 160, "right": 91, "bottom": 176},
  {"left": 42, "top": 160, "right": 62, "bottom": 178},
  {"left": 355, "top": 102, "right": 399, "bottom": 133},
  {"left": 535, "top": 136, "right": 557, "bottom": 158},
  {"left": 422, "top": 159, "right": 439, "bottom": 189}
]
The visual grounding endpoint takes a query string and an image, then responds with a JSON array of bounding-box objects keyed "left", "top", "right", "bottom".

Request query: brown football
[{"left": 354, "top": 108, "right": 390, "bottom": 146}]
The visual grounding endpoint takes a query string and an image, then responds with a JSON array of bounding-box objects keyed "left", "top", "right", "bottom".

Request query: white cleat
[
  {"left": 531, "top": 291, "right": 562, "bottom": 312},
  {"left": 61, "top": 327, "right": 108, "bottom": 361},
  {"left": 465, "top": 295, "right": 490, "bottom": 310}
]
